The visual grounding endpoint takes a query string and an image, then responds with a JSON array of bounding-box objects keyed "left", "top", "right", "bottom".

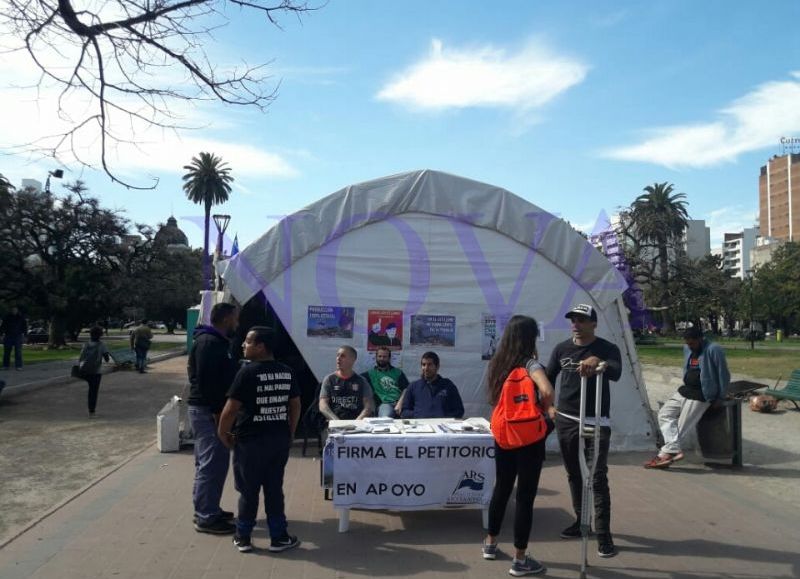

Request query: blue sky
[{"left": 2, "top": 1, "right": 800, "bottom": 249}]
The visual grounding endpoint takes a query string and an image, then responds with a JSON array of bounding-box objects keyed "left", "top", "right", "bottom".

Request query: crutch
[{"left": 578, "top": 362, "right": 606, "bottom": 579}]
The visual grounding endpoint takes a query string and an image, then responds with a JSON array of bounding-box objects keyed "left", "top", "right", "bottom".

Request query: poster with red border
[{"left": 367, "top": 309, "right": 403, "bottom": 351}]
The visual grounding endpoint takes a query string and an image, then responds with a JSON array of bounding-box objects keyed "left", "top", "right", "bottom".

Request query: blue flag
[{"left": 231, "top": 234, "right": 239, "bottom": 257}]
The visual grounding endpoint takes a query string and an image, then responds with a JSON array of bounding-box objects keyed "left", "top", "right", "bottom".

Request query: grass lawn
[
  {"left": 636, "top": 344, "right": 797, "bottom": 383},
  {"left": 20, "top": 341, "right": 184, "bottom": 365}
]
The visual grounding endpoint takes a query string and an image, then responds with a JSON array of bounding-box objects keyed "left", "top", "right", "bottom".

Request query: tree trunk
[
  {"left": 657, "top": 242, "right": 674, "bottom": 333},
  {"left": 48, "top": 315, "right": 67, "bottom": 347}
]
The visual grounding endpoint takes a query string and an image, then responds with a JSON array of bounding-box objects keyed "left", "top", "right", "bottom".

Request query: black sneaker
[
  {"left": 194, "top": 518, "right": 236, "bottom": 535},
  {"left": 233, "top": 535, "right": 253, "bottom": 553},
  {"left": 193, "top": 510, "right": 235, "bottom": 524},
  {"left": 269, "top": 534, "right": 300, "bottom": 552},
  {"left": 560, "top": 521, "right": 588, "bottom": 539},
  {"left": 597, "top": 533, "right": 618, "bottom": 558}
]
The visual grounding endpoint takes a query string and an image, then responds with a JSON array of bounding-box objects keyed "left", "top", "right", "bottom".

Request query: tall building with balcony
[
  {"left": 721, "top": 227, "right": 758, "bottom": 279},
  {"left": 759, "top": 153, "right": 800, "bottom": 242}
]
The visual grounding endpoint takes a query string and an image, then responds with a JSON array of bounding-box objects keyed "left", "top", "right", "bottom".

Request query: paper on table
[{"left": 401, "top": 424, "right": 436, "bottom": 434}]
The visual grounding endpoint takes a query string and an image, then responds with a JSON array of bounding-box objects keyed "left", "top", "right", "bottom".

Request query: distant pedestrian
[
  {"left": 218, "top": 326, "right": 301, "bottom": 554},
  {"left": 1, "top": 306, "right": 28, "bottom": 370},
  {"left": 187, "top": 302, "right": 240, "bottom": 534},
  {"left": 129, "top": 320, "right": 153, "bottom": 373},
  {"left": 79, "top": 326, "right": 111, "bottom": 417}
]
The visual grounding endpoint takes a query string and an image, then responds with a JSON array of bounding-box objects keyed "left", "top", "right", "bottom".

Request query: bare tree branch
[{"left": 0, "top": 0, "right": 319, "bottom": 188}]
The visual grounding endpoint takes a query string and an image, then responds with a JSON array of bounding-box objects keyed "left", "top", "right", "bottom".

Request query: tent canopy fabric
[{"left": 220, "top": 170, "right": 655, "bottom": 450}]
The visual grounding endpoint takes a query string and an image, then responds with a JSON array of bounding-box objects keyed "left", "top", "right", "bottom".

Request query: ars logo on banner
[{"left": 446, "top": 470, "right": 486, "bottom": 506}]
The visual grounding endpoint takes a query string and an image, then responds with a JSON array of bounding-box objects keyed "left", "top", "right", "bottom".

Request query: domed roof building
[{"left": 154, "top": 216, "right": 190, "bottom": 252}]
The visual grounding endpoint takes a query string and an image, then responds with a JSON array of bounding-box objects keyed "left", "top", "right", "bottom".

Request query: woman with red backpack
[{"left": 483, "top": 315, "right": 555, "bottom": 576}]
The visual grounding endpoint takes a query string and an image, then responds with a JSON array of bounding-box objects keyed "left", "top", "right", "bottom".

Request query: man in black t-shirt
[
  {"left": 546, "top": 304, "right": 622, "bottom": 559},
  {"left": 218, "top": 326, "right": 301, "bottom": 554}
]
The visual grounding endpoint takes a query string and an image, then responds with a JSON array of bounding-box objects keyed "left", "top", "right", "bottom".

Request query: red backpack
[{"left": 490, "top": 367, "right": 547, "bottom": 449}]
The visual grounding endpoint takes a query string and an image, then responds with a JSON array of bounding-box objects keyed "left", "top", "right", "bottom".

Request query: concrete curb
[{"left": 1, "top": 349, "right": 186, "bottom": 396}]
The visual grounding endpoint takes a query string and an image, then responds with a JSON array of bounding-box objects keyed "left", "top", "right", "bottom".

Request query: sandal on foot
[{"left": 644, "top": 454, "right": 673, "bottom": 469}]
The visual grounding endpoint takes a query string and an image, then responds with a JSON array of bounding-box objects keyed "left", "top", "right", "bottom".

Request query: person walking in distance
[
  {"left": 129, "top": 319, "right": 153, "bottom": 373},
  {"left": 79, "top": 326, "right": 110, "bottom": 417},
  {"left": 545, "top": 304, "right": 622, "bottom": 558},
  {"left": 187, "top": 303, "right": 240, "bottom": 534},
  {"left": 218, "top": 326, "right": 302, "bottom": 553},
  {"left": 483, "top": 315, "right": 554, "bottom": 576}
]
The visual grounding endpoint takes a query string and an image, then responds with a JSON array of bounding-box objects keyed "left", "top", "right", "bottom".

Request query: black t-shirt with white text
[{"left": 226, "top": 360, "right": 300, "bottom": 438}]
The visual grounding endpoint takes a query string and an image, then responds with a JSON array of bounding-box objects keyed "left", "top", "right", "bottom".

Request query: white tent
[{"left": 220, "top": 170, "right": 656, "bottom": 450}]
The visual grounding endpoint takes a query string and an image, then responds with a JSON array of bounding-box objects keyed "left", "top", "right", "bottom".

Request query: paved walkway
[
  {"left": 0, "top": 356, "right": 798, "bottom": 578},
  {"left": 0, "top": 444, "right": 798, "bottom": 578}
]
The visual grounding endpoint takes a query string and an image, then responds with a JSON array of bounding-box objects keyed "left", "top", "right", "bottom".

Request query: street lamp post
[
  {"left": 212, "top": 214, "right": 231, "bottom": 291},
  {"left": 44, "top": 169, "right": 63, "bottom": 193},
  {"left": 746, "top": 269, "right": 754, "bottom": 351}
]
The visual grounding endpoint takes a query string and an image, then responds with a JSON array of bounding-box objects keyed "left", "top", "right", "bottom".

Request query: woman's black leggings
[{"left": 487, "top": 439, "right": 546, "bottom": 550}]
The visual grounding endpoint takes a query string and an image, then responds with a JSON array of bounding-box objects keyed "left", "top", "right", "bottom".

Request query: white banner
[{"left": 327, "top": 433, "right": 495, "bottom": 509}]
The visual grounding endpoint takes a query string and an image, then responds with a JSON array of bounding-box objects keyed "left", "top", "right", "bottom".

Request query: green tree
[
  {"left": 0, "top": 181, "right": 129, "bottom": 346},
  {"left": 753, "top": 243, "right": 800, "bottom": 333},
  {"left": 629, "top": 182, "right": 689, "bottom": 332},
  {"left": 182, "top": 152, "right": 234, "bottom": 290}
]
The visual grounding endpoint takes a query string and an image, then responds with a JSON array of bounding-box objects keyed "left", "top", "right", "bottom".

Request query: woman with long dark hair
[{"left": 483, "top": 315, "right": 554, "bottom": 576}]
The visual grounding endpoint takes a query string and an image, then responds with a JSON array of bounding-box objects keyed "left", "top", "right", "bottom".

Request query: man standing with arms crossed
[
  {"left": 188, "top": 302, "right": 239, "bottom": 534},
  {"left": 546, "top": 304, "right": 622, "bottom": 558},
  {"left": 218, "top": 326, "right": 301, "bottom": 553}
]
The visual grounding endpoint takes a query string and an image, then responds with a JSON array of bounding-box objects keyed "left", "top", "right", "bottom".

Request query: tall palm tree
[
  {"left": 631, "top": 182, "right": 689, "bottom": 332},
  {"left": 182, "top": 152, "right": 234, "bottom": 290}
]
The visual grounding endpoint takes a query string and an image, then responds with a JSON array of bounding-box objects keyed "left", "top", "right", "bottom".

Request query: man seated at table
[
  {"left": 361, "top": 346, "right": 409, "bottom": 418},
  {"left": 401, "top": 351, "right": 465, "bottom": 419},
  {"left": 318, "top": 345, "right": 374, "bottom": 423}
]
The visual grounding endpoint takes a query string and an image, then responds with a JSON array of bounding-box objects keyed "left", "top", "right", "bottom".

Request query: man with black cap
[{"left": 546, "top": 303, "right": 622, "bottom": 558}]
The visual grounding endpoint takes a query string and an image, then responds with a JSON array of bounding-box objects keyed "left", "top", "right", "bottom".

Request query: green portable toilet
[{"left": 186, "top": 306, "right": 200, "bottom": 352}]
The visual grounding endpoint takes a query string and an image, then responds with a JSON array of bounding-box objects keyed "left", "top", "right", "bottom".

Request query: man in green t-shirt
[{"left": 362, "top": 346, "right": 409, "bottom": 418}]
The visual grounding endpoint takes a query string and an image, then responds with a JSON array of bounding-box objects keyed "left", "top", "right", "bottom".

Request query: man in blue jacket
[
  {"left": 645, "top": 326, "right": 730, "bottom": 469},
  {"left": 401, "top": 351, "right": 464, "bottom": 419}
]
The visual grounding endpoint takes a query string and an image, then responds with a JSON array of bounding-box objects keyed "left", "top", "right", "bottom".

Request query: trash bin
[
  {"left": 776, "top": 329, "right": 784, "bottom": 342},
  {"left": 157, "top": 395, "right": 182, "bottom": 452},
  {"left": 696, "top": 401, "right": 742, "bottom": 466}
]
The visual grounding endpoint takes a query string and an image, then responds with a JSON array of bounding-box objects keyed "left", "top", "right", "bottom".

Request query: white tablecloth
[{"left": 323, "top": 418, "right": 495, "bottom": 510}]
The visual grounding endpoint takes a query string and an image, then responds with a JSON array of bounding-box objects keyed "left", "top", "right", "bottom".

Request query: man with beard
[
  {"left": 362, "top": 346, "right": 409, "bottom": 417},
  {"left": 188, "top": 302, "right": 240, "bottom": 534}
]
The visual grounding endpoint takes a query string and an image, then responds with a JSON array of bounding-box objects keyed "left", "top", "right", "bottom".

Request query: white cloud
[
  {"left": 603, "top": 73, "right": 800, "bottom": 168},
  {"left": 704, "top": 206, "right": 758, "bottom": 247},
  {"left": 376, "top": 39, "right": 588, "bottom": 112},
  {"left": 0, "top": 38, "right": 298, "bottom": 181}
]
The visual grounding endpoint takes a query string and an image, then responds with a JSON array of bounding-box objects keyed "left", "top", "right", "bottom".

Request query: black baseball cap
[{"left": 564, "top": 304, "right": 598, "bottom": 322}]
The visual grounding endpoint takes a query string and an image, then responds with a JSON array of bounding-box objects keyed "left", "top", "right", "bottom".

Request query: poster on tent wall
[
  {"left": 481, "top": 313, "right": 510, "bottom": 360},
  {"left": 410, "top": 315, "right": 456, "bottom": 347},
  {"left": 367, "top": 310, "right": 403, "bottom": 351},
  {"left": 306, "top": 306, "right": 355, "bottom": 339}
]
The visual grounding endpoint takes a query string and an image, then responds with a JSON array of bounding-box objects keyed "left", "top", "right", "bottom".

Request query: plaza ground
[{"left": 0, "top": 355, "right": 798, "bottom": 578}]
